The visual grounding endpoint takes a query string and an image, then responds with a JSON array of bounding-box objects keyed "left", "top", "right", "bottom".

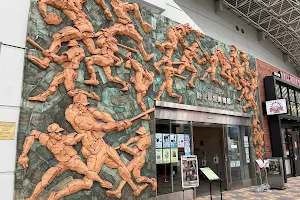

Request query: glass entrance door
[
  {"left": 223, "top": 125, "right": 256, "bottom": 189},
  {"left": 291, "top": 131, "right": 300, "bottom": 176}
]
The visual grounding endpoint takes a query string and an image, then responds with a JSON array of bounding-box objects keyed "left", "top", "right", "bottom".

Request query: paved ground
[{"left": 198, "top": 177, "right": 300, "bottom": 200}]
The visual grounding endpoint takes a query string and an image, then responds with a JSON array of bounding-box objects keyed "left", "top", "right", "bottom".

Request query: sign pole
[{"left": 209, "top": 181, "right": 212, "bottom": 200}]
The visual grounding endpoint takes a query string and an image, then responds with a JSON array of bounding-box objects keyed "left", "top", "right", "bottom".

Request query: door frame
[{"left": 291, "top": 131, "right": 300, "bottom": 176}]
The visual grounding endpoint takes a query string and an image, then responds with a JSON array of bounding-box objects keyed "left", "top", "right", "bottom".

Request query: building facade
[{"left": 0, "top": 0, "right": 299, "bottom": 200}]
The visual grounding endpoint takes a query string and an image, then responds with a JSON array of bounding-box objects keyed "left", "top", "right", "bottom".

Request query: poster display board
[
  {"left": 156, "top": 133, "right": 180, "bottom": 164},
  {"left": 181, "top": 155, "right": 199, "bottom": 188}
]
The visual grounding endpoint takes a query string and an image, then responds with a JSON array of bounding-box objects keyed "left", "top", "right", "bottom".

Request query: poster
[
  {"left": 181, "top": 155, "right": 199, "bottom": 188},
  {"left": 156, "top": 133, "right": 163, "bottom": 148},
  {"left": 171, "top": 148, "right": 178, "bottom": 163},
  {"left": 163, "top": 149, "right": 170, "bottom": 163},
  {"left": 170, "top": 134, "right": 177, "bottom": 148},
  {"left": 156, "top": 149, "right": 163, "bottom": 164},
  {"left": 200, "top": 167, "right": 220, "bottom": 181},
  {"left": 178, "top": 134, "right": 184, "bottom": 148},
  {"left": 163, "top": 134, "right": 170, "bottom": 148}
]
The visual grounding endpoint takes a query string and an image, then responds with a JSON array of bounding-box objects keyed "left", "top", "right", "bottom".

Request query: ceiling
[{"left": 223, "top": 0, "right": 300, "bottom": 71}]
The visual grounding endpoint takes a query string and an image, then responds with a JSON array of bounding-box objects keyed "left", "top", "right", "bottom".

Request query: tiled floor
[{"left": 197, "top": 177, "right": 300, "bottom": 200}]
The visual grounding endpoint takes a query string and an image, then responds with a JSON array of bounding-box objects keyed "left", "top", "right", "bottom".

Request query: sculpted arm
[
  {"left": 18, "top": 130, "right": 49, "bottom": 168},
  {"left": 38, "top": 0, "right": 62, "bottom": 25},
  {"left": 89, "top": 107, "right": 115, "bottom": 122},
  {"left": 95, "top": 0, "right": 112, "bottom": 20},
  {"left": 194, "top": 54, "right": 206, "bottom": 65},
  {"left": 99, "top": 120, "right": 132, "bottom": 133},
  {"left": 120, "top": 136, "right": 140, "bottom": 155},
  {"left": 178, "top": 35, "right": 188, "bottom": 49},
  {"left": 64, "top": 133, "right": 85, "bottom": 145}
]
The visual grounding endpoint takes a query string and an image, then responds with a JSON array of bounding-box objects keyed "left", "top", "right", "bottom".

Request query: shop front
[
  {"left": 155, "top": 102, "right": 257, "bottom": 199},
  {"left": 265, "top": 73, "right": 300, "bottom": 181}
]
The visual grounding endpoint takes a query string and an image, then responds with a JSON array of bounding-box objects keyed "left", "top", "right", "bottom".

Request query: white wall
[
  {"left": 141, "top": 0, "right": 297, "bottom": 75},
  {"left": 0, "top": 0, "right": 30, "bottom": 199}
]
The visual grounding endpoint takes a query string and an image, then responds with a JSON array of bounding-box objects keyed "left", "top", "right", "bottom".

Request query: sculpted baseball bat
[
  {"left": 117, "top": 43, "right": 138, "bottom": 53},
  {"left": 129, "top": 107, "right": 155, "bottom": 122},
  {"left": 26, "top": 37, "right": 45, "bottom": 52}
]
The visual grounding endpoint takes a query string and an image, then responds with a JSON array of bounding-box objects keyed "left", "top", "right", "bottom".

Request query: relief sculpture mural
[{"left": 16, "top": 0, "right": 265, "bottom": 199}]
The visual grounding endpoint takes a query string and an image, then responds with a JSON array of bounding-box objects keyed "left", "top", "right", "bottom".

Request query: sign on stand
[{"left": 181, "top": 155, "right": 199, "bottom": 188}]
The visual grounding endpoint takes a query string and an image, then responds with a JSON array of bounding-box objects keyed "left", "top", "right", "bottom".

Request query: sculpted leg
[
  {"left": 187, "top": 65, "right": 197, "bottom": 88},
  {"left": 125, "top": 3, "right": 152, "bottom": 32},
  {"left": 211, "top": 74, "right": 222, "bottom": 86},
  {"left": 48, "top": 177, "right": 93, "bottom": 200},
  {"left": 103, "top": 66, "right": 128, "bottom": 91},
  {"left": 133, "top": 167, "right": 157, "bottom": 191},
  {"left": 154, "top": 82, "right": 166, "bottom": 101},
  {"left": 137, "top": 93, "right": 150, "bottom": 120},
  {"left": 27, "top": 163, "right": 66, "bottom": 200},
  {"left": 166, "top": 80, "right": 182, "bottom": 103},
  {"left": 106, "top": 147, "right": 147, "bottom": 198},
  {"left": 200, "top": 71, "right": 209, "bottom": 81},
  {"left": 84, "top": 57, "right": 99, "bottom": 85},
  {"left": 28, "top": 72, "right": 65, "bottom": 102}
]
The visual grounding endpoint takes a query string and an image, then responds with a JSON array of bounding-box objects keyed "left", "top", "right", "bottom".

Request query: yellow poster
[
  {"left": 0, "top": 122, "right": 16, "bottom": 140},
  {"left": 171, "top": 148, "right": 178, "bottom": 163},
  {"left": 163, "top": 149, "right": 170, "bottom": 163}
]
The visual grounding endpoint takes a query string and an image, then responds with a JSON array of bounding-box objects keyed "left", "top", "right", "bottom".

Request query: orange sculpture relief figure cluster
[{"left": 20, "top": 0, "right": 267, "bottom": 199}]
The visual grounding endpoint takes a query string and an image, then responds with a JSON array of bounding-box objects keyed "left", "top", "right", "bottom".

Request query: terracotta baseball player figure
[
  {"left": 240, "top": 51, "right": 251, "bottom": 77},
  {"left": 48, "top": 93, "right": 154, "bottom": 200},
  {"left": 28, "top": 40, "right": 97, "bottom": 102},
  {"left": 154, "top": 60, "right": 185, "bottom": 103},
  {"left": 27, "top": 0, "right": 112, "bottom": 68},
  {"left": 125, "top": 53, "right": 154, "bottom": 120},
  {"left": 177, "top": 41, "right": 206, "bottom": 88},
  {"left": 215, "top": 48, "right": 236, "bottom": 86},
  {"left": 153, "top": 24, "right": 205, "bottom": 73},
  {"left": 229, "top": 45, "right": 242, "bottom": 90},
  {"left": 237, "top": 78, "right": 249, "bottom": 102},
  {"left": 18, "top": 123, "right": 113, "bottom": 200},
  {"left": 199, "top": 51, "right": 222, "bottom": 86},
  {"left": 106, "top": 127, "right": 157, "bottom": 198},
  {"left": 98, "top": 0, "right": 154, "bottom": 61},
  {"left": 83, "top": 30, "right": 128, "bottom": 91}
]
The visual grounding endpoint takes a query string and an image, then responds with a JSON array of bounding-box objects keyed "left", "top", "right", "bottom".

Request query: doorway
[{"left": 193, "top": 123, "right": 226, "bottom": 197}]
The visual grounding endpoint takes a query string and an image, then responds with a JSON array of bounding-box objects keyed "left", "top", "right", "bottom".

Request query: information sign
[
  {"left": 0, "top": 122, "right": 15, "bottom": 140},
  {"left": 181, "top": 155, "right": 199, "bottom": 188},
  {"left": 200, "top": 167, "right": 220, "bottom": 181}
]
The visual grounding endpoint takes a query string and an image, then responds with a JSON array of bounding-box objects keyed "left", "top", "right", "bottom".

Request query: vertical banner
[
  {"left": 170, "top": 134, "right": 177, "bottom": 148},
  {"left": 181, "top": 155, "right": 199, "bottom": 188}
]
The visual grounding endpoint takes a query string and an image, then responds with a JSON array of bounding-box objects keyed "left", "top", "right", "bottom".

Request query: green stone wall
[{"left": 15, "top": 0, "right": 259, "bottom": 199}]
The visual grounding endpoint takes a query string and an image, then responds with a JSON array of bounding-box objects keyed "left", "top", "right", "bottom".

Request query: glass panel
[
  {"left": 281, "top": 86, "right": 288, "bottom": 98},
  {"left": 227, "top": 126, "right": 242, "bottom": 181},
  {"left": 296, "top": 92, "right": 300, "bottom": 117},
  {"left": 276, "top": 83, "right": 282, "bottom": 98},
  {"left": 171, "top": 120, "right": 192, "bottom": 193},
  {"left": 241, "top": 126, "right": 255, "bottom": 180},
  {"left": 291, "top": 102, "right": 298, "bottom": 116},
  {"left": 156, "top": 119, "right": 172, "bottom": 195},
  {"left": 289, "top": 89, "right": 295, "bottom": 102}
]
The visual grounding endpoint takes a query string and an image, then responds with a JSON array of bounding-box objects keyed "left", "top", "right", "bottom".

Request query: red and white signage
[
  {"left": 280, "top": 71, "right": 300, "bottom": 87},
  {"left": 266, "top": 99, "right": 288, "bottom": 115}
]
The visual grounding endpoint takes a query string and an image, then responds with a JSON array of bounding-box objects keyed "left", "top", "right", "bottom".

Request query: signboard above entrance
[
  {"left": 279, "top": 71, "right": 300, "bottom": 87},
  {"left": 265, "top": 99, "right": 288, "bottom": 115}
]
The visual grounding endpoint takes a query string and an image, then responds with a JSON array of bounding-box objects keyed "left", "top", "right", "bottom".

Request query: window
[
  {"left": 276, "top": 83, "right": 282, "bottom": 98},
  {"left": 289, "top": 88, "right": 297, "bottom": 116}
]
